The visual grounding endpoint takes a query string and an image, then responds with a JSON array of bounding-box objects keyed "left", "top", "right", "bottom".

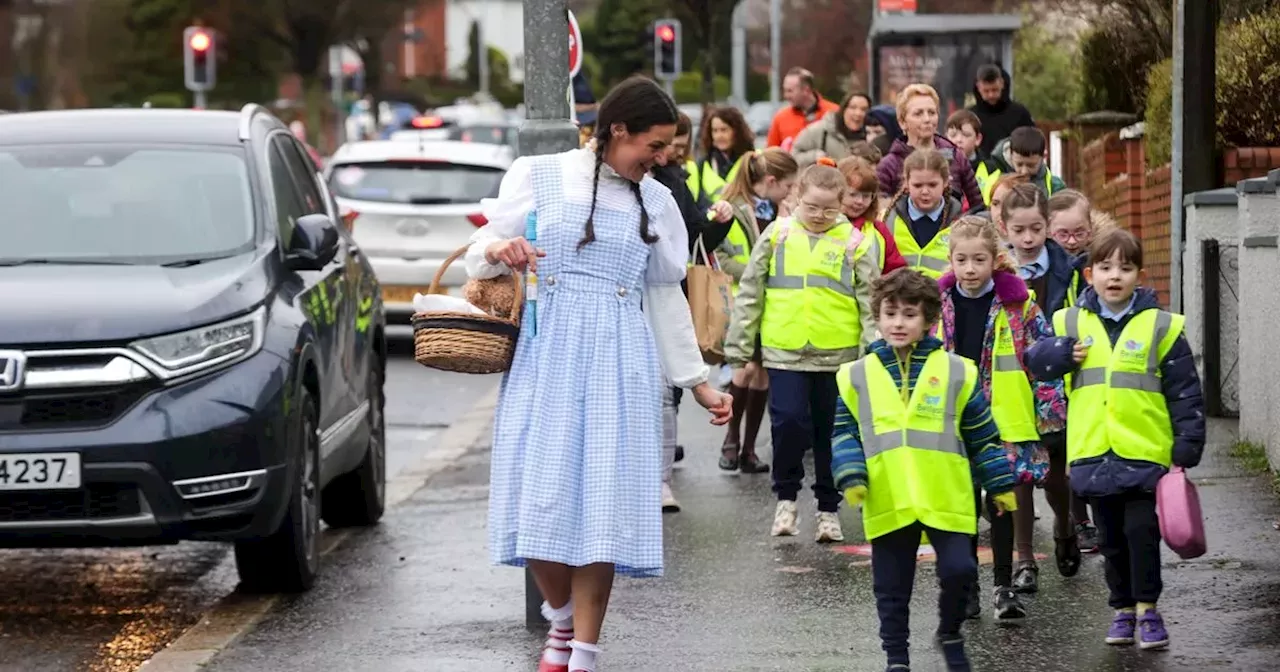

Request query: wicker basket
[{"left": 412, "top": 245, "right": 524, "bottom": 374}]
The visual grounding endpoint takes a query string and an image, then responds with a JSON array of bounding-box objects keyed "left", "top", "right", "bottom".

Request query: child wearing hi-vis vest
[
  {"left": 726, "top": 157, "right": 880, "bottom": 542},
  {"left": 1027, "top": 228, "right": 1205, "bottom": 651},
  {"left": 881, "top": 149, "right": 962, "bottom": 280},
  {"left": 934, "top": 217, "right": 1067, "bottom": 623},
  {"left": 712, "top": 148, "right": 799, "bottom": 474},
  {"left": 832, "top": 268, "right": 1016, "bottom": 672}
]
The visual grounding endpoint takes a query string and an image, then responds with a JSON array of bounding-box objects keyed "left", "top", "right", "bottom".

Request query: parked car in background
[
  {"left": 390, "top": 117, "right": 518, "bottom": 160},
  {"left": 0, "top": 105, "right": 387, "bottom": 593},
  {"left": 325, "top": 139, "right": 512, "bottom": 321}
]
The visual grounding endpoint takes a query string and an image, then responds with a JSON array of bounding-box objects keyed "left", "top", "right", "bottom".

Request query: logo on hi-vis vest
[
  {"left": 1125, "top": 339, "right": 1143, "bottom": 351},
  {"left": 923, "top": 395, "right": 942, "bottom": 405},
  {"left": 928, "top": 376, "right": 940, "bottom": 387}
]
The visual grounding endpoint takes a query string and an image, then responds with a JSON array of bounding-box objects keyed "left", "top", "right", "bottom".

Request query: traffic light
[
  {"left": 653, "top": 19, "right": 681, "bottom": 80},
  {"left": 184, "top": 26, "right": 217, "bottom": 91}
]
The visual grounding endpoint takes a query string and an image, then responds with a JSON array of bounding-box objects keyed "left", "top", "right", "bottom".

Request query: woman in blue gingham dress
[{"left": 464, "top": 77, "right": 732, "bottom": 672}]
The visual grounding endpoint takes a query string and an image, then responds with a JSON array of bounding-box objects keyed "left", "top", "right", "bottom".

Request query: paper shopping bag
[{"left": 686, "top": 236, "right": 733, "bottom": 364}]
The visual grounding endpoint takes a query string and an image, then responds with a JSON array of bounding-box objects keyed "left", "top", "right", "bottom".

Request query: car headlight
[{"left": 131, "top": 306, "right": 266, "bottom": 379}]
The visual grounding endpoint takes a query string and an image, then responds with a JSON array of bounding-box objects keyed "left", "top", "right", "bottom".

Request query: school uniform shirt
[
  {"left": 950, "top": 280, "right": 996, "bottom": 363},
  {"left": 907, "top": 199, "right": 945, "bottom": 248},
  {"left": 1017, "top": 244, "right": 1051, "bottom": 315}
]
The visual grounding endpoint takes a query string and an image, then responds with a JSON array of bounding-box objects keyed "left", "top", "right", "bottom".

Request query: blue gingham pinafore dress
[{"left": 488, "top": 155, "right": 669, "bottom": 577}]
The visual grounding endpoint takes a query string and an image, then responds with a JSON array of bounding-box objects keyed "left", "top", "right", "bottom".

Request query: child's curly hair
[{"left": 871, "top": 268, "right": 943, "bottom": 327}]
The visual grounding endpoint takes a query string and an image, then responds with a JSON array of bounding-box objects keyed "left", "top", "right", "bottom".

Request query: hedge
[{"left": 1145, "top": 6, "right": 1280, "bottom": 167}]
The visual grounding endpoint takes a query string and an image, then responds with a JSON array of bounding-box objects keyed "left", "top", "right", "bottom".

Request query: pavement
[
  {"left": 164, "top": 389, "right": 1280, "bottom": 672},
  {"left": 0, "top": 343, "right": 499, "bottom": 672}
]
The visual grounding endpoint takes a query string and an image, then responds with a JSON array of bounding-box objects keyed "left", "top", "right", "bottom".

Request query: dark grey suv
[{"left": 0, "top": 104, "right": 387, "bottom": 592}]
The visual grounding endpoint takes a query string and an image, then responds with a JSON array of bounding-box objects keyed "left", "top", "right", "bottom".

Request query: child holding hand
[
  {"left": 832, "top": 268, "right": 1016, "bottom": 672},
  {"left": 1026, "top": 228, "right": 1205, "bottom": 651},
  {"left": 934, "top": 216, "right": 1067, "bottom": 622}
]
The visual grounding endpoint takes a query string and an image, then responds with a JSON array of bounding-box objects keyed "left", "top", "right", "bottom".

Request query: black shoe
[
  {"left": 993, "top": 587, "right": 1027, "bottom": 622},
  {"left": 1077, "top": 520, "right": 1100, "bottom": 553},
  {"left": 1012, "top": 563, "right": 1039, "bottom": 594},
  {"left": 674, "top": 444, "right": 684, "bottom": 463},
  {"left": 1055, "top": 534, "right": 1082, "bottom": 577},
  {"left": 884, "top": 665, "right": 910, "bottom": 672},
  {"left": 936, "top": 635, "right": 971, "bottom": 672},
  {"left": 964, "top": 582, "right": 981, "bottom": 620}
]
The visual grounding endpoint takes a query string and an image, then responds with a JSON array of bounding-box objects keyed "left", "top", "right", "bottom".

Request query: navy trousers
[
  {"left": 765, "top": 369, "right": 840, "bottom": 512},
  {"left": 872, "top": 522, "right": 977, "bottom": 665}
]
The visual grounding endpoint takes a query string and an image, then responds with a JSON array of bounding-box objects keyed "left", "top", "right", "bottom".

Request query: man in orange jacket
[{"left": 767, "top": 67, "right": 839, "bottom": 150}]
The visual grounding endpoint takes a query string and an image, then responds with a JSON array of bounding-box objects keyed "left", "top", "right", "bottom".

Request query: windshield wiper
[
  {"left": 161, "top": 255, "right": 234, "bottom": 268},
  {"left": 406, "top": 196, "right": 454, "bottom": 205},
  {"left": 0, "top": 258, "right": 135, "bottom": 267}
]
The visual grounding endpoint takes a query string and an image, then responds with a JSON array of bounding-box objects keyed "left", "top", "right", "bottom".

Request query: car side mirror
[{"left": 285, "top": 213, "right": 340, "bottom": 271}]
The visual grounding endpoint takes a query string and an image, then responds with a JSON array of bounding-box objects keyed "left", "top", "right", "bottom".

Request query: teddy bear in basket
[{"left": 462, "top": 276, "right": 517, "bottom": 319}]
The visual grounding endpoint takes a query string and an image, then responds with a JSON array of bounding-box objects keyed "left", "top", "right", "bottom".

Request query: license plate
[
  {"left": 0, "top": 452, "right": 81, "bottom": 490},
  {"left": 382, "top": 285, "right": 436, "bottom": 304}
]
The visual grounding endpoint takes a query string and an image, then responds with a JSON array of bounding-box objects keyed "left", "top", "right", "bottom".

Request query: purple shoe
[
  {"left": 1105, "top": 611, "right": 1136, "bottom": 645},
  {"left": 1138, "top": 609, "right": 1170, "bottom": 650}
]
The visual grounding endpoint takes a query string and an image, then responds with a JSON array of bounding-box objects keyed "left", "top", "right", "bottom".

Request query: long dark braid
[
  {"left": 575, "top": 75, "right": 677, "bottom": 251},
  {"left": 578, "top": 141, "right": 606, "bottom": 250},
  {"left": 629, "top": 179, "right": 659, "bottom": 244}
]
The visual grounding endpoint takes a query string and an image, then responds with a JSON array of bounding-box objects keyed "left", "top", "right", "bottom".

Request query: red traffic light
[
  {"left": 189, "top": 31, "right": 211, "bottom": 52},
  {"left": 658, "top": 25, "right": 675, "bottom": 42}
]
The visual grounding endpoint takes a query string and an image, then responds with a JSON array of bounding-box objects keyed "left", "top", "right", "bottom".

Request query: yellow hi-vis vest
[
  {"left": 684, "top": 159, "right": 700, "bottom": 197},
  {"left": 930, "top": 301, "right": 1038, "bottom": 443},
  {"left": 989, "top": 303, "right": 1039, "bottom": 442},
  {"left": 759, "top": 218, "right": 877, "bottom": 351},
  {"left": 977, "top": 163, "right": 1002, "bottom": 206},
  {"left": 979, "top": 166, "right": 1057, "bottom": 205},
  {"left": 1053, "top": 306, "right": 1183, "bottom": 467},
  {"left": 837, "top": 349, "right": 980, "bottom": 539},
  {"left": 858, "top": 220, "right": 888, "bottom": 271},
  {"left": 722, "top": 219, "right": 752, "bottom": 292},
  {"left": 689, "top": 155, "right": 743, "bottom": 202},
  {"left": 892, "top": 212, "right": 951, "bottom": 279}
]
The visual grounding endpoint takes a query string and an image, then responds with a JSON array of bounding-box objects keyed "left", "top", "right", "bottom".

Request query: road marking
[{"left": 138, "top": 385, "right": 499, "bottom": 672}]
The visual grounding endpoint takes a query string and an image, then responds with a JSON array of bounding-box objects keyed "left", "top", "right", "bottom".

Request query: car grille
[
  {"left": 0, "top": 384, "right": 152, "bottom": 431},
  {"left": 0, "top": 483, "right": 142, "bottom": 523}
]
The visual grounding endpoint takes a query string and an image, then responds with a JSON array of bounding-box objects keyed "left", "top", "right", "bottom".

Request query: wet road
[
  {"left": 0, "top": 343, "right": 498, "bottom": 672},
  {"left": 198, "top": 397, "right": 1280, "bottom": 671}
]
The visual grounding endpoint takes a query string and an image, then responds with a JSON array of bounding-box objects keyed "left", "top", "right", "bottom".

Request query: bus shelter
[{"left": 867, "top": 13, "right": 1022, "bottom": 115}]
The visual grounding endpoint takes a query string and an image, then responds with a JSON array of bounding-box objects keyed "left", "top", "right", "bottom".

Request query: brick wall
[{"left": 1070, "top": 132, "right": 1280, "bottom": 308}]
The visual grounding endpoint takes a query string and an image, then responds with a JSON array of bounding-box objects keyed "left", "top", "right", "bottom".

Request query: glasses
[
  {"left": 800, "top": 202, "right": 842, "bottom": 219},
  {"left": 1052, "top": 229, "right": 1091, "bottom": 243}
]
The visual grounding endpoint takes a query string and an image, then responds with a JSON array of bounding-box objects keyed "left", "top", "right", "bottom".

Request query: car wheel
[
  {"left": 234, "top": 386, "right": 322, "bottom": 593},
  {"left": 321, "top": 357, "right": 386, "bottom": 527}
]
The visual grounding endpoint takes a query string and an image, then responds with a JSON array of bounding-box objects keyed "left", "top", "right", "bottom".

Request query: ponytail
[{"left": 719, "top": 148, "right": 798, "bottom": 206}]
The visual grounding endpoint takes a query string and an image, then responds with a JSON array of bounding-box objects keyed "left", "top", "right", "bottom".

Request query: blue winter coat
[
  {"left": 1038, "top": 239, "right": 1086, "bottom": 316},
  {"left": 1024, "top": 286, "right": 1207, "bottom": 497}
]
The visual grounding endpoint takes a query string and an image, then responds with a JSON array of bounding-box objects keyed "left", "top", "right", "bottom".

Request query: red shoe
[{"left": 537, "top": 626, "right": 573, "bottom": 672}]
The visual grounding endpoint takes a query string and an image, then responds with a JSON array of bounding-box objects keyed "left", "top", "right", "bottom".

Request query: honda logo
[{"left": 0, "top": 351, "right": 26, "bottom": 392}]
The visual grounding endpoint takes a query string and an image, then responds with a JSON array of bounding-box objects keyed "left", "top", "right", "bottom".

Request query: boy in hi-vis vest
[
  {"left": 1026, "top": 228, "right": 1205, "bottom": 651},
  {"left": 831, "top": 268, "right": 1017, "bottom": 672}
]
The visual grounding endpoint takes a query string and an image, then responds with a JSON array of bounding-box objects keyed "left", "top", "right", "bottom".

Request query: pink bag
[{"left": 1156, "top": 467, "right": 1207, "bottom": 559}]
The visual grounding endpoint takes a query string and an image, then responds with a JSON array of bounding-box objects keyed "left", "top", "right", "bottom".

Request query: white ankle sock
[
  {"left": 567, "top": 640, "right": 599, "bottom": 672},
  {"left": 540, "top": 600, "right": 574, "bottom": 665}
]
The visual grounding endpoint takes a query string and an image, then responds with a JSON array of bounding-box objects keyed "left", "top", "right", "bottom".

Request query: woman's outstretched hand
[
  {"left": 692, "top": 382, "right": 733, "bottom": 425},
  {"left": 484, "top": 237, "right": 545, "bottom": 272}
]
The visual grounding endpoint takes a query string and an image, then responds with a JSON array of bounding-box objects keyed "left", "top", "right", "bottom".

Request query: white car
[{"left": 325, "top": 140, "right": 512, "bottom": 320}]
